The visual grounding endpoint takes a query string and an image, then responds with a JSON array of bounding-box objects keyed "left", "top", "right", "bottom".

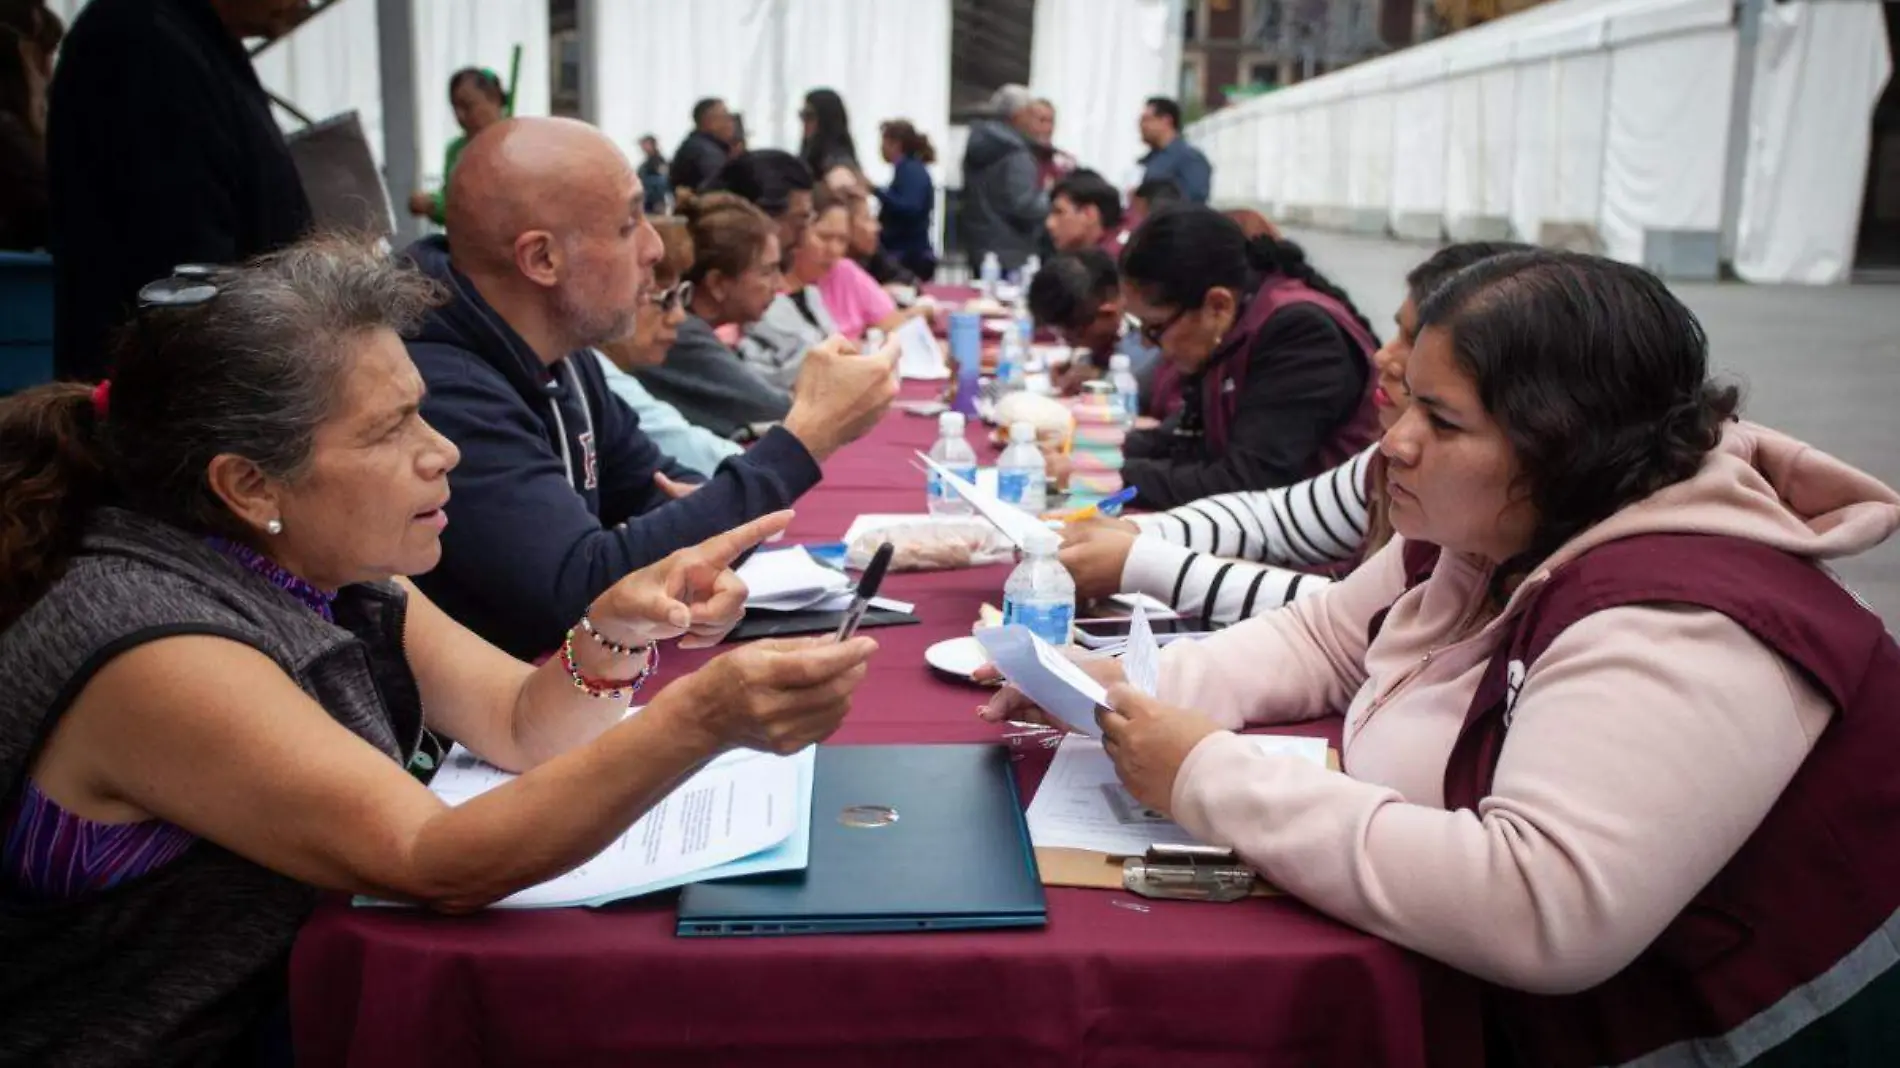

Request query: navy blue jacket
[
  {"left": 874, "top": 154, "right": 935, "bottom": 261},
  {"left": 403, "top": 237, "right": 822, "bottom": 659}
]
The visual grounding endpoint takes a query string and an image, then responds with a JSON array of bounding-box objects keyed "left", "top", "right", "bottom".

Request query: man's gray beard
[{"left": 561, "top": 293, "right": 636, "bottom": 350}]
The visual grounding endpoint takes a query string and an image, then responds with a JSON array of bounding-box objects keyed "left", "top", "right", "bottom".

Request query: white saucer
[{"left": 924, "top": 635, "right": 989, "bottom": 681}]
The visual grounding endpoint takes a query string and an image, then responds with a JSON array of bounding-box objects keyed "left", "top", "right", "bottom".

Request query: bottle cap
[
  {"left": 1023, "top": 528, "right": 1061, "bottom": 555},
  {"left": 938, "top": 411, "right": 966, "bottom": 434},
  {"left": 1010, "top": 421, "right": 1037, "bottom": 444}
]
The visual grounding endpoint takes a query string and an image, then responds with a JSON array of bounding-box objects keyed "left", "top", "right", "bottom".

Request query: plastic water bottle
[
  {"left": 1020, "top": 254, "right": 1041, "bottom": 296},
  {"left": 1023, "top": 345, "right": 1052, "bottom": 397},
  {"left": 1109, "top": 352, "right": 1140, "bottom": 427},
  {"left": 996, "top": 421, "right": 1047, "bottom": 514},
  {"left": 1002, "top": 528, "right": 1076, "bottom": 647},
  {"left": 978, "top": 252, "right": 1002, "bottom": 300},
  {"left": 926, "top": 412, "right": 978, "bottom": 516},
  {"left": 993, "top": 327, "right": 1026, "bottom": 397}
]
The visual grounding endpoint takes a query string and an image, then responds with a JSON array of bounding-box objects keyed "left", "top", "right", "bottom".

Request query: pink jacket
[{"left": 1158, "top": 422, "right": 1900, "bottom": 994}]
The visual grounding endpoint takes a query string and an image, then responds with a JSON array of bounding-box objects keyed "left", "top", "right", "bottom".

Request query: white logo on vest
[{"left": 1503, "top": 659, "right": 1526, "bottom": 730}]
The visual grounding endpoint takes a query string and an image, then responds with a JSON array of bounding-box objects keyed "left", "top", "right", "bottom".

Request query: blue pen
[{"left": 1056, "top": 486, "right": 1139, "bottom": 524}]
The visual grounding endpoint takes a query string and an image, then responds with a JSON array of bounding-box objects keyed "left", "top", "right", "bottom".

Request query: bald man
[{"left": 403, "top": 117, "right": 897, "bottom": 659}]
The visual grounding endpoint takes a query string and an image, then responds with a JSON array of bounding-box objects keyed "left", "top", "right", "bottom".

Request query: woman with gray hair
[{"left": 0, "top": 234, "right": 878, "bottom": 1065}]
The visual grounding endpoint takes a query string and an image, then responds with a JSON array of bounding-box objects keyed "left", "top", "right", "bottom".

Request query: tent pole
[
  {"left": 1718, "top": 0, "right": 1765, "bottom": 272},
  {"left": 377, "top": 0, "right": 421, "bottom": 247}
]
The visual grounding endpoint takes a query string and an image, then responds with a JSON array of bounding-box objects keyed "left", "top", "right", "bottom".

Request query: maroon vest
[
  {"left": 1394, "top": 535, "right": 1900, "bottom": 1067},
  {"left": 1202, "top": 274, "right": 1381, "bottom": 476}
]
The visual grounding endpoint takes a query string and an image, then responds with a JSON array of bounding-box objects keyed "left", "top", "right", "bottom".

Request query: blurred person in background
[
  {"left": 669, "top": 96, "right": 735, "bottom": 199},
  {"left": 704, "top": 148, "right": 815, "bottom": 273},
  {"left": 1138, "top": 97, "right": 1211, "bottom": 204},
  {"left": 637, "top": 134, "right": 668, "bottom": 213},
  {"left": 1128, "top": 176, "right": 1183, "bottom": 230},
  {"left": 820, "top": 189, "right": 932, "bottom": 339},
  {"left": 1027, "top": 97, "right": 1076, "bottom": 191},
  {"left": 845, "top": 189, "right": 919, "bottom": 289},
  {"left": 739, "top": 184, "right": 849, "bottom": 389},
  {"left": 798, "top": 87, "right": 859, "bottom": 180},
  {"left": 638, "top": 192, "right": 896, "bottom": 445},
  {"left": 875, "top": 118, "right": 937, "bottom": 282},
  {"left": 1046, "top": 168, "right": 1126, "bottom": 255},
  {"left": 959, "top": 84, "right": 1048, "bottom": 272},
  {"left": 47, "top": 0, "right": 314, "bottom": 381},
  {"left": 0, "top": 0, "right": 60, "bottom": 251},
  {"left": 407, "top": 66, "right": 509, "bottom": 226},
  {"left": 594, "top": 217, "right": 743, "bottom": 479},
  {"left": 1027, "top": 247, "right": 1164, "bottom": 407}
]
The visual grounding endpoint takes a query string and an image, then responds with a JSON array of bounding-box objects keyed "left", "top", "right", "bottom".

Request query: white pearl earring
[{"left": 265, "top": 518, "right": 284, "bottom": 535}]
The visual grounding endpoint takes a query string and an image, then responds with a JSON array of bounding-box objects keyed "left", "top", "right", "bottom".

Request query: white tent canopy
[
  {"left": 1028, "top": 0, "right": 1185, "bottom": 190},
  {"left": 582, "top": 0, "right": 953, "bottom": 193},
  {"left": 1188, "top": 0, "right": 1891, "bottom": 284}
]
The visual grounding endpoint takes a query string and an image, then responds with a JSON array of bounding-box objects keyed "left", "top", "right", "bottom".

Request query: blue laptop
[{"left": 676, "top": 744, "right": 1047, "bottom": 937}]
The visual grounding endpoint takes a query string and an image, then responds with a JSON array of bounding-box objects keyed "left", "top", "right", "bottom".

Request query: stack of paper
[
  {"left": 361, "top": 742, "right": 815, "bottom": 909},
  {"left": 1026, "top": 734, "right": 1328, "bottom": 859},
  {"left": 737, "top": 545, "right": 854, "bottom": 612}
]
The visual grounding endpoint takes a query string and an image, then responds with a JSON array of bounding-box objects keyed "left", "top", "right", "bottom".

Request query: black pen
[{"left": 834, "top": 542, "right": 895, "bottom": 642}]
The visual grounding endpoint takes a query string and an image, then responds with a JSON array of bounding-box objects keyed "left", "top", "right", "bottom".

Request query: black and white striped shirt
[{"left": 1120, "top": 447, "right": 1376, "bottom": 627}]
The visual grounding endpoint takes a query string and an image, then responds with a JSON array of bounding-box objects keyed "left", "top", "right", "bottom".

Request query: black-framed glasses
[
  {"left": 137, "top": 264, "right": 220, "bottom": 311},
  {"left": 651, "top": 281, "right": 694, "bottom": 312},
  {"left": 1135, "top": 305, "right": 1191, "bottom": 347}
]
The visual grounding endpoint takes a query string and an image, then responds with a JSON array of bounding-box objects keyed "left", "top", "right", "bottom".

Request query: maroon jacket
[
  {"left": 1394, "top": 534, "right": 1900, "bottom": 1067},
  {"left": 1203, "top": 273, "right": 1380, "bottom": 474}
]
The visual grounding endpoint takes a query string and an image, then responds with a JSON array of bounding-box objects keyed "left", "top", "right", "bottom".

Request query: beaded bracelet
[
  {"left": 578, "top": 613, "right": 642, "bottom": 658},
  {"left": 559, "top": 627, "right": 658, "bottom": 701}
]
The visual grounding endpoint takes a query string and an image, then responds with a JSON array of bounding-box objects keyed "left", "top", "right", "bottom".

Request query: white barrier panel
[{"left": 1598, "top": 29, "right": 1734, "bottom": 265}]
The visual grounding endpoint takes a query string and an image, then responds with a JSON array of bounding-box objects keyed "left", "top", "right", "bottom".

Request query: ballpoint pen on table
[
  {"left": 834, "top": 542, "right": 895, "bottom": 641},
  {"left": 1050, "top": 485, "right": 1139, "bottom": 524}
]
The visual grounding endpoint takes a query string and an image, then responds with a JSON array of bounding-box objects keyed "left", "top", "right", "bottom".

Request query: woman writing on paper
[
  {"left": 0, "top": 237, "right": 878, "bottom": 1066},
  {"left": 984, "top": 251, "right": 1900, "bottom": 1066}
]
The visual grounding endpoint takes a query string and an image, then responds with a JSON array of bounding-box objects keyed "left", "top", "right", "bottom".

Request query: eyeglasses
[
  {"left": 1135, "top": 306, "right": 1191, "bottom": 347},
  {"left": 651, "top": 281, "right": 693, "bottom": 311}
]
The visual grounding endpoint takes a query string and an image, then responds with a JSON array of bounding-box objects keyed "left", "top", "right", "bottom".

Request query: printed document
[
  {"left": 412, "top": 743, "right": 815, "bottom": 909},
  {"left": 1026, "top": 734, "right": 1329, "bottom": 857}
]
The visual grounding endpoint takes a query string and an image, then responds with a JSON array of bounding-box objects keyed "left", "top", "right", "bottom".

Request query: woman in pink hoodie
[{"left": 985, "top": 250, "right": 1900, "bottom": 1066}]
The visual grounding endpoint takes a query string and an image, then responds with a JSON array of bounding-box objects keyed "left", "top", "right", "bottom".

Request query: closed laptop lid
[{"left": 677, "top": 744, "right": 1046, "bottom": 935}]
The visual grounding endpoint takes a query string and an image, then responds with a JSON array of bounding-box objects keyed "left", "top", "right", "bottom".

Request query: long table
[{"left": 289, "top": 391, "right": 1481, "bottom": 1067}]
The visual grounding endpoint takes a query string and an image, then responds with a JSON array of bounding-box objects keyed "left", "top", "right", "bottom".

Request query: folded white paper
[
  {"left": 738, "top": 545, "right": 851, "bottom": 611},
  {"left": 916, "top": 452, "right": 1048, "bottom": 549},
  {"left": 974, "top": 625, "right": 1107, "bottom": 736},
  {"left": 895, "top": 316, "right": 951, "bottom": 380},
  {"left": 1122, "top": 605, "right": 1159, "bottom": 698}
]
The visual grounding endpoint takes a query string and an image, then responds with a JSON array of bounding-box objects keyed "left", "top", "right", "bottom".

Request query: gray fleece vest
[{"left": 0, "top": 508, "right": 422, "bottom": 1067}]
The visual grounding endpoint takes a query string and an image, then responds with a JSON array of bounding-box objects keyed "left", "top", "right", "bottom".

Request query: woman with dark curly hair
[{"left": 987, "top": 250, "right": 1900, "bottom": 1067}]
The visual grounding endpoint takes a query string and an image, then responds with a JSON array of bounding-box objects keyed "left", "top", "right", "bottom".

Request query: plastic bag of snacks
[{"left": 846, "top": 520, "right": 1017, "bottom": 572}]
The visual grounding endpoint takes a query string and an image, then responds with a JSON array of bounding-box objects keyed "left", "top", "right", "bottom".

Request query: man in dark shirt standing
[
  {"left": 668, "top": 97, "right": 734, "bottom": 201},
  {"left": 47, "top": 0, "right": 313, "bottom": 380}
]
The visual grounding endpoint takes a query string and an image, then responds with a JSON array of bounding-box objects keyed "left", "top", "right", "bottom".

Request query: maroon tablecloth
[{"left": 289, "top": 388, "right": 1481, "bottom": 1067}]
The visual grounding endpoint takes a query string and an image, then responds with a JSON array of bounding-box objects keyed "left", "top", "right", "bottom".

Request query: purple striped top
[{"left": 1, "top": 538, "right": 338, "bottom": 899}]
